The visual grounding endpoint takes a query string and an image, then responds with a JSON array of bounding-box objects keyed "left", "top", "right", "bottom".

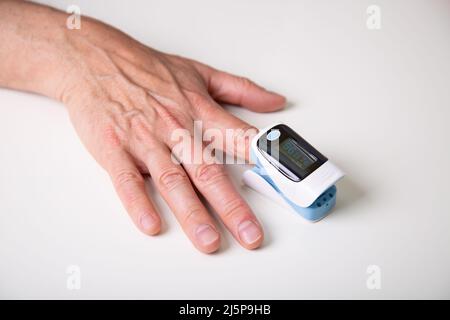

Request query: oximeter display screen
[
  {"left": 257, "top": 124, "right": 328, "bottom": 181},
  {"left": 279, "top": 138, "right": 316, "bottom": 170}
]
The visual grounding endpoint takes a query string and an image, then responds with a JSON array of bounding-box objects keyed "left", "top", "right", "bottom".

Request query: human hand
[{"left": 0, "top": 2, "right": 285, "bottom": 253}]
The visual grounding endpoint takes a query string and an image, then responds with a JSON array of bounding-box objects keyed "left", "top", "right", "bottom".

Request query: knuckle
[
  {"left": 155, "top": 106, "right": 189, "bottom": 132},
  {"left": 235, "top": 77, "right": 254, "bottom": 104},
  {"left": 115, "top": 107, "right": 156, "bottom": 144},
  {"left": 158, "top": 167, "right": 188, "bottom": 191},
  {"left": 121, "top": 109, "right": 149, "bottom": 132},
  {"left": 101, "top": 124, "right": 123, "bottom": 148},
  {"left": 195, "top": 163, "right": 226, "bottom": 184},
  {"left": 238, "top": 77, "right": 254, "bottom": 90},
  {"left": 222, "top": 198, "right": 250, "bottom": 221},
  {"left": 182, "top": 204, "right": 204, "bottom": 225},
  {"left": 114, "top": 170, "right": 144, "bottom": 188},
  {"left": 113, "top": 170, "right": 145, "bottom": 205}
]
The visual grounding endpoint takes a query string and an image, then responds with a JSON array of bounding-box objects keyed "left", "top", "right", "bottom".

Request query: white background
[{"left": 1, "top": 0, "right": 449, "bottom": 299}]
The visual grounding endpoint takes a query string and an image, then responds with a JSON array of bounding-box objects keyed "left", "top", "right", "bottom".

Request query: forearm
[{"left": 0, "top": 0, "right": 72, "bottom": 100}]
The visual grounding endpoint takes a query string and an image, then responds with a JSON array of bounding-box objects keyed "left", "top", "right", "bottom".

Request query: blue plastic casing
[{"left": 251, "top": 151, "right": 337, "bottom": 222}]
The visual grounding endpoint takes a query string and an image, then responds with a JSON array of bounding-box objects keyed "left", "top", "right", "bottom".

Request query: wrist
[{"left": 0, "top": 1, "right": 76, "bottom": 100}]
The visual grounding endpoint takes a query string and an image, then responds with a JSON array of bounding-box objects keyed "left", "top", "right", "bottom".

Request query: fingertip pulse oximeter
[{"left": 243, "top": 123, "right": 344, "bottom": 222}]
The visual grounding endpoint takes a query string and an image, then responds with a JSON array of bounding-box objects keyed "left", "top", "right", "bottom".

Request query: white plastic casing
[
  {"left": 251, "top": 124, "right": 345, "bottom": 208},
  {"left": 243, "top": 169, "right": 292, "bottom": 209}
]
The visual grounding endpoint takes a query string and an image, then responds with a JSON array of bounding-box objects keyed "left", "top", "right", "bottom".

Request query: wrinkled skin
[{"left": 0, "top": 1, "right": 286, "bottom": 253}]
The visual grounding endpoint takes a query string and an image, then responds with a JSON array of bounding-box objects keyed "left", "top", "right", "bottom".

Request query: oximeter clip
[{"left": 243, "top": 123, "right": 344, "bottom": 222}]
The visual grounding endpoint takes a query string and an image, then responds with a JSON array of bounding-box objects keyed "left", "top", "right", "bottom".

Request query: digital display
[
  {"left": 257, "top": 124, "right": 327, "bottom": 181},
  {"left": 279, "top": 138, "right": 316, "bottom": 170}
]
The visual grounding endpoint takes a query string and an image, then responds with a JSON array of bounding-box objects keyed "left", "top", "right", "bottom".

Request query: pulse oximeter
[{"left": 243, "top": 123, "right": 344, "bottom": 222}]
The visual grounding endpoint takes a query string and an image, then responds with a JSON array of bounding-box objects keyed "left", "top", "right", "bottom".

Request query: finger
[
  {"left": 196, "top": 64, "right": 286, "bottom": 112},
  {"left": 106, "top": 150, "right": 161, "bottom": 235},
  {"left": 143, "top": 143, "right": 221, "bottom": 253},
  {"left": 208, "top": 104, "right": 258, "bottom": 162},
  {"left": 191, "top": 97, "right": 257, "bottom": 162},
  {"left": 163, "top": 123, "right": 263, "bottom": 249},
  {"left": 183, "top": 162, "right": 264, "bottom": 250}
]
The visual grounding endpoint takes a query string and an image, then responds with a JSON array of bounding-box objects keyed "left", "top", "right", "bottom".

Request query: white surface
[{"left": 1, "top": 0, "right": 450, "bottom": 299}]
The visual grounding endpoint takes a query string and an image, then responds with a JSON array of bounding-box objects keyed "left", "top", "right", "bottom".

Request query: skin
[{"left": 0, "top": 0, "right": 286, "bottom": 253}]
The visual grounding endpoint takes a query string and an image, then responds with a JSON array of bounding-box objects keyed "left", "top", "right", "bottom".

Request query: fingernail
[
  {"left": 195, "top": 224, "right": 219, "bottom": 246},
  {"left": 238, "top": 220, "right": 262, "bottom": 245},
  {"left": 140, "top": 214, "right": 157, "bottom": 232}
]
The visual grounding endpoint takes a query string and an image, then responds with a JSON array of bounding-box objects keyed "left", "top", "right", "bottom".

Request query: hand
[{"left": 0, "top": 2, "right": 286, "bottom": 253}]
